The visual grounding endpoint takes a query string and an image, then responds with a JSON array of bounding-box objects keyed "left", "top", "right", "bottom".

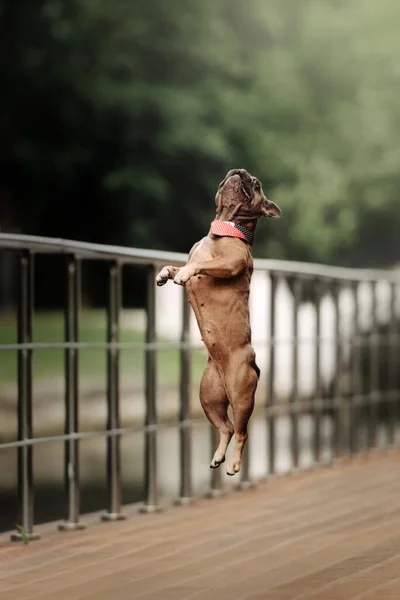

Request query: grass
[{"left": 0, "top": 310, "right": 206, "bottom": 385}]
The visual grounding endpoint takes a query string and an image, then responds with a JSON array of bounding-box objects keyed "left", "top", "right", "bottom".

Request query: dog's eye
[{"left": 254, "top": 180, "right": 260, "bottom": 191}]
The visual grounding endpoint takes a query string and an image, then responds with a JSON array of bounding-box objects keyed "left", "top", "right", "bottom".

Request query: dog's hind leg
[
  {"left": 200, "top": 358, "right": 234, "bottom": 469},
  {"left": 225, "top": 348, "right": 258, "bottom": 476}
]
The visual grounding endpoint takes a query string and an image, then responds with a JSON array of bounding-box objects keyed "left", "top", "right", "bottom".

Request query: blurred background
[{"left": 1, "top": 0, "right": 400, "bottom": 533}]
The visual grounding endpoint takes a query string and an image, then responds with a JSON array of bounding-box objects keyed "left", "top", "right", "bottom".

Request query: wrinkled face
[{"left": 215, "top": 168, "right": 281, "bottom": 220}]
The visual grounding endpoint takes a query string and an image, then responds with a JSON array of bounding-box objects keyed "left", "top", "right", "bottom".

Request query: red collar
[{"left": 210, "top": 220, "right": 254, "bottom": 245}]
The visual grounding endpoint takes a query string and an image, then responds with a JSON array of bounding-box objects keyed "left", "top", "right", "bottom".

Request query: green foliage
[
  {"left": 15, "top": 524, "right": 30, "bottom": 545},
  {"left": 2, "top": 0, "right": 400, "bottom": 267}
]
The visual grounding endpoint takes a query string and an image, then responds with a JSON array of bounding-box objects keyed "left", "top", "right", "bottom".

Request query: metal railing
[{"left": 0, "top": 233, "right": 399, "bottom": 541}]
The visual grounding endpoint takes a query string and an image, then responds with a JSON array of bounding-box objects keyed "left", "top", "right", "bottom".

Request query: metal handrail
[
  {"left": 0, "top": 232, "right": 399, "bottom": 542},
  {"left": 1, "top": 233, "right": 399, "bottom": 281},
  {"left": 0, "top": 233, "right": 187, "bottom": 264}
]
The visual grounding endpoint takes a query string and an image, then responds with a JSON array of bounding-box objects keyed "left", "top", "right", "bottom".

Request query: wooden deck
[{"left": 1, "top": 452, "right": 400, "bottom": 600}]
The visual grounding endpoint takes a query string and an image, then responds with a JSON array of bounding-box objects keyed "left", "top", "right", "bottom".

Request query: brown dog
[{"left": 156, "top": 169, "right": 281, "bottom": 475}]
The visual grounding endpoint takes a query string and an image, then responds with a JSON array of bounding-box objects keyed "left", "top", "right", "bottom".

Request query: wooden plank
[{"left": 0, "top": 451, "right": 399, "bottom": 600}]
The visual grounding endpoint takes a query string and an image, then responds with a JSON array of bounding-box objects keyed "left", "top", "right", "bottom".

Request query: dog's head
[{"left": 215, "top": 169, "right": 281, "bottom": 220}]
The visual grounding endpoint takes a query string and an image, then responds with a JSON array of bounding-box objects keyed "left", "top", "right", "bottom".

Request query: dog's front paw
[
  {"left": 174, "top": 266, "right": 195, "bottom": 286},
  {"left": 156, "top": 267, "right": 170, "bottom": 287}
]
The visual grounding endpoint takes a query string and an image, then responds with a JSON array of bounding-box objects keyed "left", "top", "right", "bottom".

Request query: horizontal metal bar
[
  {"left": 256, "top": 262, "right": 400, "bottom": 283},
  {"left": 0, "top": 233, "right": 187, "bottom": 266},
  {"left": 0, "top": 418, "right": 204, "bottom": 450},
  {"left": 1, "top": 389, "right": 397, "bottom": 451},
  {"left": 0, "top": 341, "right": 205, "bottom": 352},
  {"left": 0, "top": 334, "right": 396, "bottom": 352},
  {"left": 264, "top": 390, "right": 399, "bottom": 416},
  {"left": 1, "top": 233, "right": 399, "bottom": 282}
]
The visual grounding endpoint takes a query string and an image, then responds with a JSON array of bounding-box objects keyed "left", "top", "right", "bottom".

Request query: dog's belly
[{"left": 186, "top": 276, "right": 252, "bottom": 359}]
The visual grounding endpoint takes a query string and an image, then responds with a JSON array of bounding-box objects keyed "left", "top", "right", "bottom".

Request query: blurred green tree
[{"left": 2, "top": 0, "right": 400, "bottom": 268}]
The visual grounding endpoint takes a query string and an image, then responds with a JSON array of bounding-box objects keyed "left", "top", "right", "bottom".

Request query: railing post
[
  {"left": 102, "top": 261, "right": 126, "bottom": 521},
  {"left": 59, "top": 255, "right": 85, "bottom": 531},
  {"left": 176, "top": 289, "right": 193, "bottom": 504},
  {"left": 208, "top": 427, "right": 225, "bottom": 497},
  {"left": 291, "top": 276, "right": 301, "bottom": 470},
  {"left": 238, "top": 435, "right": 253, "bottom": 489},
  {"left": 313, "top": 278, "right": 323, "bottom": 464},
  {"left": 332, "top": 280, "right": 343, "bottom": 460},
  {"left": 11, "top": 251, "right": 40, "bottom": 542},
  {"left": 394, "top": 284, "right": 400, "bottom": 445},
  {"left": 388, "top": 282, "right": 397, "bottom": 446},
  {"left": 368, "top": 281, "right": 379, "bottom": 451},
  {"left": 267, "top": 272, "right": 277, "bottom": 475},
  {"left": 140, "top": 264, "right": 162, "bottom": 513},
  {"left": 350, "top": 281, "right": 361, "bottom": 455}
]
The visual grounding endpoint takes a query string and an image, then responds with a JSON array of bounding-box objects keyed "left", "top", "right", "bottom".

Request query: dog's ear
[{"left": 261, "top": 200, "right": 281, "bottom": 218}]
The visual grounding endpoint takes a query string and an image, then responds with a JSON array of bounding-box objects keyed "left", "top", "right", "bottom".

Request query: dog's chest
[
  {"left": 186, "top": 237, "right": 220, "bottom": 299},
  {"left": 189, "top": 237, "right": 215, "bottom": 264}
]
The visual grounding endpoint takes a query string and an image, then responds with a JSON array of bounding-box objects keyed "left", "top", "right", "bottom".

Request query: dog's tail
[{"left": 251, "top": 361, "right": 261, "bottom": 379}]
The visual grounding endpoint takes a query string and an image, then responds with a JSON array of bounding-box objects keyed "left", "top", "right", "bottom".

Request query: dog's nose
[
  {"left": 221, "top": 169, "right": 251, "bottom": 190},
  {"left": 228, "top": 169, "right": 249, "bottom": 179},
  {"left": 238, "top": 169, "right": 252, "bottom": 184},
  {"left": 234, "top": 169, "right": 249, "bottom": 179}
]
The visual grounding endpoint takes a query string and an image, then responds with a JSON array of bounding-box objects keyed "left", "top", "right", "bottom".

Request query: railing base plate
[
  {"left": 139, "top": 505, "right": 163, "bottom": 514},
  {"left": 10, "top": 532, "right": 41, "bottom": 543},
  {"left": 101, "top": 512, "right": 127, "bottom": 522},
  {"left": 58, "top": 521, "right": 86, "bottom": 532},
  {"left": 236, "top": 480, "right": 256, "bottom": 491},
  {"left": 174, "top": 497, "right": 195, "bottom": 506},
  {"left": 205, "top": 488, "right": 228, "bottom": 499}
]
